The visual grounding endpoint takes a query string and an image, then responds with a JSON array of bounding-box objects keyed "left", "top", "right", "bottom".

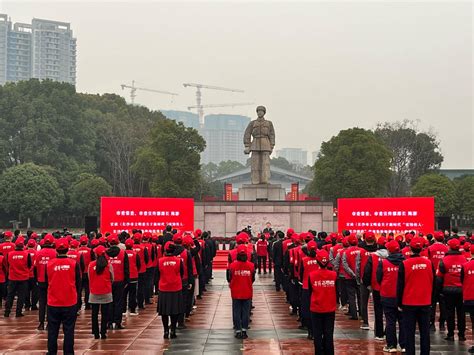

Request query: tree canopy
[
  {"left": 454, "top": 175, "right": 474, "bottom": 218},
  {"left": 411, "top": 173, "right": 455, "bottom": 216},
  {"left": 68, "top": 173, "right": 112, "bottom": 216}
]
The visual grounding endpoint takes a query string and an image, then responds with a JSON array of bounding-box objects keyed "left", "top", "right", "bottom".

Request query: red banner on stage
[
  {"left": 224, "top": 183, "right": 233, "bottom": 201},
  {"left": 290, "top": 183, "right": 299, "bottom": 201},
  {"left": 337, "top": 197, "right": 434, "bottom": 235},
  {"left": 100, "top": 197, "right": 194, "bottom": 234}
]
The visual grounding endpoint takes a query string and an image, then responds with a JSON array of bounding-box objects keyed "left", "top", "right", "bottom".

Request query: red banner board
[
  {"left": 290, "top": 183, "right": 299, "bottom": 201},
  {"left": 100, "top": 197, "right": 194, "bottom": 234},
  {"left": 224, "top": 183, "right": 233, "bottom": 201},
  {"left": 337, "top": 197, "right": 434, "bottom": 235}
]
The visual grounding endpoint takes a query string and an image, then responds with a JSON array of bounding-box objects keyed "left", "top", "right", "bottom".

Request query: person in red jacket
[
  {"left": 299, "top": 240, "right": 319, "bottom": 339},
  {"left": 437, "top": 238, "right": 468, "bottom": 342},
  {"left": 25, "top": 238, "right": 39, "bottom": 311},
  {"left": 88, "top": 245, "right": 114, "bottom": 340},
  {"left": 4, "top": 237, "right": 31, "bottom": 317},
  {"left": 77, "top": 235, "right": 92, "bottom": 310},
  {"left": 308, "top": 249, "right": 337, "bottom": 355},
  {"left": 461, "top": 245, "right": 474, "bottom": 354},
  {"left": 132, "top": 232, "right": 147, "bottom": 310},
  {"left": 123, "top": 238, "right": 141, "bottom": 316},
  {"left": 227, "top": 244, "right": 255, "bottom": 339},
  {"left": 397, "top": 237, "right": 435, "bottom": 355},
  {"left": 157, "top": 242, "right": 184, "bottom": 339},
  {"left": 0, "top": 252, "right": 6, "bottom": 308},
  {"left": 376, "top": 240, "right": 406, "bottom": 353},
  {"left": 341, "top": 234, "right": 362, "bottom": 320},
  {"left": 46, "top": 238, "right": 81, "bottom": 355},
  {"left": 256, "top": 234, "right": 269, "bottom": 274},
  {"left": 35, "top": 234, "right": 57, "bottom": 330},
  {"left": 0, "top": 231, "right": 15, "bottom": 257}
]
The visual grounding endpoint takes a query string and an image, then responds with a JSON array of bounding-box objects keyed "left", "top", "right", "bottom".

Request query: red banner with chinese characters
[
  {"left": 290, "top": 183, "right": 299, "bottom": 201},
  {"left": 224, "top": 183, "right": 233, "bottom": 201},
  {"left": 337, "top": 197, "right": 434, "bottom": 235},
  {"left": 100, "top": 197, "right": 194, "bottom": 234}
]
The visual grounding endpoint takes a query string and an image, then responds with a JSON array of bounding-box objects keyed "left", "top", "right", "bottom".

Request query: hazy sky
[{"left": 1, "top": 0, "right": 472, "bottom": 168}]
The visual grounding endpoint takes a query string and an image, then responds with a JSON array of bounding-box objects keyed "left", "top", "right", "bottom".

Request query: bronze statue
[{"left": 243, "top": 106, "right": 275, "bottom": 184}]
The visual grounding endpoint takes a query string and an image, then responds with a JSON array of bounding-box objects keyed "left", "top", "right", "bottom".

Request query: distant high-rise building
[
  {"left": 276, "top": 148, "right": 308, "bottom": 167},
  {"left": 311, "top": 150, "right": 319, "bottom": 165},
  {"left": 161, "top": 110, "right": 200, "bottom": 129},
  {"left": 0, "top": 15, "right": 76, "bottom": 86},
  {"left": 201, "top": 114, "right": 250, "bottom": 165}
]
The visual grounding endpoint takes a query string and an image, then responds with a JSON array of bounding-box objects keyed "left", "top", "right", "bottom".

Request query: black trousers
[
  {"left": 345, "top": 279, "right": 359, "bottom": 319},
  {"left": 5, "top": 280, "right": 28, "bottom": 316},
  {"left": 144, "top": 267, "right": 155, "bottom": 302},
  {"left": 137, "top": 273, "right": 146, "bottom": 308},
  {"left": 445, "top": 292, "right": 465, "bottom": 337},
  {"left": 91, "top": 303, "right": 110, "bottom": 337},
  {"left": 274, "top": 264, "right": 283, "bottom": 291},
  {"left": 268, "top": 256, "right": 273, "bottom": 273},
  {"left": 38, "top": 285, "right": 48, "bottom": 323},
  {"left": 199, "top": 271, "right": 206, "bottom": 295},
  {"left": 111, "top": 281, "right": 125, "bottom": 325},
  {"left": 373, "top": 290, "right": 384, "bottom": 338},
  {"left": 430, "top": 292, "right": 446, "bottom": 326},
  {"left": 311, "top": 311, "right": 335, "bottom": 355},
  {"left": 47, "top": 305, "right": 77, "bottom": 355},
  {"left": 78, "top": 274, "right": 90, "bottom": 309},
  {"left": 0, "top": 282, "right": 5, "bottom": 307},
  {"left": 161, "top": 314, "right": 179, "bottom": 331},
  {"left": 403, "top": 305, "right": 430, "bottom": 355},
  {"left": 257, "top": 256, "right": 267, "bottom": 273},
  {"left": 122, "top": 282, "right": 137, "bottom": 313},
  {"left": 382, "top": 298, "right": 406, "bottom": 349},
  {"left": 232, "top": 299, "right": 251, "bottom": 331},
  {"left": 185, "top": 281, "right": 195, "bottom": 317},
  {"left": 337, "top": 277, "right": 348, "bottom": 306},
  {"left": 178, "top": 287, "right": 188, "bottom": 325},
  {"left": 25, "top": 278, "right": 38, "bottom": 309}
]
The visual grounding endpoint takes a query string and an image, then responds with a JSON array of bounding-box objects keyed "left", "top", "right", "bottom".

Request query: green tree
[
  {"left": 454, "top": 175, "right": 474, "bottom": 217},
  {"left": 0, "top": 163, "right": 64, "bottom": 221},
  {"left": 308, "top": 128, "right": 392, "bottom": 200},
  {"left": 133, "top": 119, "right": 206, "bottom": 197},
  {"left": 271, "top": 156, "right": 293, "bottom": 171},
  {"left": 68, "top": 173, "right": 112, "bottom": 216},
  {"left": 412, "top": 174, "right": 455, "bottom": 216},
  {"left": 375, "top": 120, "right": 443, "bottom": 196}
]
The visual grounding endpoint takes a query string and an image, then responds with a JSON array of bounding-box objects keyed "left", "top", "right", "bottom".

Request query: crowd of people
[
  {"left": 0, "top": 226, "right": 473, "bottom": 355},
  {"left": 0, "top": 227, "right": 217, "bottom": 355}
]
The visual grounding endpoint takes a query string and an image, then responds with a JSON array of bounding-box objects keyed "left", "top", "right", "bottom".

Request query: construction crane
[
  {"left": 183, "top": 83, "right": 250, "bottom": 127},
  {"left": 121, "top": 80, "right": 178, "bottom": 105}
]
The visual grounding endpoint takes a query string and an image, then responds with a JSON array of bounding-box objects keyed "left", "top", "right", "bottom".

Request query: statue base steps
[{"left": 238, "top": 184, "right": 286, "bottom": 201}]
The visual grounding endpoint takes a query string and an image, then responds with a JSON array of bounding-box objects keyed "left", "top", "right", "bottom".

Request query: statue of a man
[{"left": 243, "top": 105, "right": 275, "bottom": 184}]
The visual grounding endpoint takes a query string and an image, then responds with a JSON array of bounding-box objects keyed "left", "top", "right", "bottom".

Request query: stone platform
[{"left": 238, "top": 184, "right": 286, "bottom": 201}]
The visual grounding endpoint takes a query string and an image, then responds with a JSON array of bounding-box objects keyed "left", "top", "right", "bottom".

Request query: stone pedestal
[{"left": 238, "top": 184, "right": 286, "bottom": 201}]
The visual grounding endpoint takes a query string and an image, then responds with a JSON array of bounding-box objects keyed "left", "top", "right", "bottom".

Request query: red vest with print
[
  {"left": 8, "top": 250, "right": 30, "bottom": 281},
  {"left": 0, "top": 242, "right": 15, "bottom": 256},
  {"left": 143, "top": 242, "right": 154, "bottom": 268},
  {"left": 343, "top": 246, "right": 360, "bottom": 279},
  {"left": 359, "top": 249, "right": 370, "bottom": 278},
  {"left": 229, "top": 260, "right": 254, "bottom": 299},
  {"left": 67, "top": 249, "right": 80, "bottom": 261},
  {"left": 106, "top": 249, "right": 126, "bottom": 282},
  {"left": 441, "top": 254, "right": 467, "bottom": 288},
  {"left": 302, "top": 256, "right": 320, "bottom": 289},
  {"left": 309, "top": 268, "right": 337, "bottom": 313},
  {"left": 402, "top": 257, "right": 433, "bottom": 306},
  {"left": 158, "top": 256, "right": 182, "bottom": 292},
  {"left": 35, "top": 247, "right": 57, "bottom": 282},
  {"left": 152, "top": 244, "right": 162, "bottom": 267},
  {"left": 133, "top": 244, "right": 146, "bottom": 273},
  {"left": 462, "top": 260, "right": 474, "bottom": 301},
  {"left": 27, "top": 249, "right": 36, "bottom": 278},
  {"left": 47, "top": 257, "right": 77, "bottom": 307},
  {"left": 369, "top": 253, "right": 381, "bottom": 291},
  {"left": 125, "top": 249, "right": 139, "bottom": 280},
  {"left": 256, "top": 240, "right": 268, "bottom": 257},
  {"left": 401, "top": 246, "right": 411, "bottom": 259},
  {"left": 336, "top": 248, "right": 349, "bottom": 278},
  {"left": 0, "top": 255, "right": 5, "bottom": 283},
  {"left": 179, "top": 249, "right": 189, "bottom": 280},
  {"left": 88, "top": 261, "right": 112, "bottom": 295},
  {"left": 380, "top": 259, "right": 399, "bottom": 298},
  {"left": 78, "top": 246, "right": 91, "bottom": 270},
  {"left": 428, "top": 243, "right": 448, "bottom": 270},
  {"left": 282, "top": 239, "right": 292, "bottom": 256}
]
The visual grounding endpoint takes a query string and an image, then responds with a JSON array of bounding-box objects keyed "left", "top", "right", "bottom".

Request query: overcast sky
[{"left": 1, "top": 0, "right": 472, "bottom": 168}]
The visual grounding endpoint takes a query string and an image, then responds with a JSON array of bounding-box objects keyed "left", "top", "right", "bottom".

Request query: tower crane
[
  {"left": 183, "top": 83, "right": 251, "bottom": 127},
  {"left": 121, "top": 80, "right": 178, "bottom": 105}
]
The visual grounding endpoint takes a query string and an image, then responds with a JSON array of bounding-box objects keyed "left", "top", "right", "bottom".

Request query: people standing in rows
[
  {"left": 25, "top": 238, "right": 38, "bottom": 311},
  {"left": 123, "top": 238, "right": 140, "bottom": 315},
  {"left": 461, "top": 244, "right": 474, "bottom": 353},
  {"left": 428, "top": 231, "right": 448, "bottom": 331},
  {"left": 256, "top": 233, "right": 269, "bottom": 274},
  {"left": 299, "top": 240, "right": 319, "bottom": 339},
  {"left": 78, "top": 235, "right": 92, "bottom": 310}
]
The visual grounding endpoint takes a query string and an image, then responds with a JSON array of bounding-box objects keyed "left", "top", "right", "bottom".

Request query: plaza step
[{"left": 213, "top": 249, "right": 230, "bottom": 270}]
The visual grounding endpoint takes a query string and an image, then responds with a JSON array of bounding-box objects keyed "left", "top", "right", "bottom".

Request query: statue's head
[{"left": 256, "top": 105, "right": 266, "bottom": 118}]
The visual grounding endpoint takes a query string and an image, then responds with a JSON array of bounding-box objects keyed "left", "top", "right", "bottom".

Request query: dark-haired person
[
  {"left": 299, "top": 240, "right": 319, "bottom": 339},
  {"left": 428, "top": 231, "right": 448, "bottom": 331},
  {"left": 123, "top": 238, "right": 140, "bottom": 315},
  {"left": 341, "top": 234, "right": 362, "bottom": 320},
  {"left": 77, "top": 235, "right": 92, "bottom": 310},
  {"left": 397, "top": 237, "right": 435, "bottom": 355},
  {"left": 0, "top": 251, "right": 5, "bottom": 308},
  {"left": 46, "top": 238, "right": 81, "bottom": 355},
  {"left": 308, "top": 249, "right": 337, "bottom": 355},
  {"left": 461, "top": 244, "right": 474, "bottom": 353},
  {"left": 227, "top": 244, "right": 255, "bottom": 339},
  {"left": 437, "top": 238, "right": 468, "bottom": 342},
  {"left": 132, "top": 233, "right": 147, "bottom": 310},
  {"left": 157, "top": 242, "right": 184, "bottom": 339},
  {"left": 173, "top": 233, "right": 194, "bottom": 329},
  {"left": 25, "top": 238, "right": 39, "bottom": 311},
  {"left": 89, "top": 245, "right": 114, "bottom": 340},
  {"left": 271, "top": 231, "right": 285, "bottom": 292},
  {"left": 256, "top": 234, "right": 269, "bottom": 274}
]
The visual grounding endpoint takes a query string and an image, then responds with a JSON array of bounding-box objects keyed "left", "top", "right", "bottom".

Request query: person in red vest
[
  {"left": 173, "top": 232, "right": 194, "bottom": 329},
  {"left": 106, "top": 234, "right": 129, "bottom": 329},
  {"left": 332, "top": 235, "right": 349, "bottom": 311},
  {"left": 437, "top": 238, "right": 468, "bottom": 342},
  {"left": 25, "top": 238, "right": 39, "bottom": 311},
  {"left": 256, "top": 234, "right": 269, "bottom": 274},
  {"left": 397, "top": 237, "right": 435, "bottom": 355},
  {"left": 123, "top": 238, "right": 141, "bottom": 316},
  {"left": 88, "top": 245, "right": 113, "bottom": 340},
  {"left": 299, "top": 240, "right": 319, "bottom": 339},
  {"left": 0, "top": 251, "right": 6, "bottom": 308},
  {"left": 428, "top": 231, "right": 449, "bottom": 331},
  {"left": 461, "top": 245, "right": 474, "bottom": 353},
  {"left": 227, "top": 244, "right": 255, "bottom": 339},
  {"left": 157, "top": 242, "right": 184, "bottom": 339},
  {"left": 142, "top": 232, "right": 156, "bottom": 305},
  {"left": 308, "top": 249, "right": 337, "bottom": 355},
  {"left": 376, "top": 240, "right": 406, "bottom": 353},
  {"left": 35, "top": 234, "right": 57, "bottom": 330},
  {"left": 359, "top": 232, "right": 378, "bottom": 331},
  {"left": 4, "top": 237, "right": 31, "bottom": 317},
  {"left": 46, "top": 238, "right": 81, "bottom": 355},
  {"left": 341, "top": 234, "right": 362, "bottom": 320},
  {"left": 0, "top": 231, "right": 15, "bottom": 257},
  {"left": 132, "top": 232, "right": 147, "bottom": 310},
  {"left": 183, "top": 234, "right": 200, "bottom": 320},
  {"left": 463, "top": 242, "right": 471, "bottom": 260},
  {"left": 77, "top": 235, "right": 92, "bottom": 310}
]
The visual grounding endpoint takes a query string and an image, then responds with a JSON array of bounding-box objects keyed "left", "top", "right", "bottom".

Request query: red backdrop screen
[
  {"left": 100, "top": 197, "right": 194, "bottom": 234},
  {"left": 337, "top": 197, "right": 434, "bottom": 235}
]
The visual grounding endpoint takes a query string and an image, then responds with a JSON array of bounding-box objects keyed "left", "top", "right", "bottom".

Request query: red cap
[
  {"left": 304, "top": 233, "right": 313, "bottom": 242},
  {"left": 434, "top": 231, "right": 444, "bottom": 242},
  {"left": 316, "top": 250, "right": 329, "bottom": 265},
  {"left": 164, "top": 241, "right": 175, "bottom": 252},
  {"left": 3, "top": 231, "right": 13, "bottom": 238},
  {"left": 125, "top": 239, "right": 134, "bottom": 248},
  {"left": 56, "top": 238, "right": 69, "bottom": 251},
  {"left": 15, "top": 237, "right": 25, "bottom": 247},
  {"left": 143, "top": 232, "right": 152, "bottom": 240},
  {"left": 287, "top": 228, "right": 295, "bottom": 237},
  {"left": 386, "top": 240, "right": 400, "bottom": 253},
  {"left": 99, "top": 236, "right": 107, "bottom": 245},
  {"left": 107, "top": 234, "right": 119, "bottom": 245},
  {"left": 365, "top": 232, "right": 375, "bottom": 242},
  {"left": 377, "top": 236, "right": 386, "bottom": 247},
  {"left": 236, "top": 232, "right": 249, "bottom": 244},
  {"left": 151, "top": 235, "right": 158, "bottom": 242},
  {"left": 348, "top": 234, "right": 358, "bottom": 246},
  {"left": 31, "top": 232, "right": 38, "bottom": 240},
  {"left": 463, "top": 242, "right": 470, "bottom": 252},
  {"left": 410, "top": 237, "right": 424, "bottom": 250},
  {"left": 447, "top": 238, "right": 460, "bottom": 250},
  {"left": 237, "top": 244, "right": 247, "bottom": 255},
  {"left": 69, "top": 239, "right": 79, "bottom": 248},
  {"left": 94, "top": 245, "right": 106, "bottom": 256},
  {"left": 133, "top": 232, "right": 142, "bottom": 241},
  {"left": 342, "top": 237, "right": 350, "bottom": 247},
  {"left": 172, "top": 232, "right": 183, "bottom": 244},
  {"left": 307, "top": 240, "right": 317, "bottom": 251},
  {"left": 183, "top": 235, "right": 194, "bottom": 247},
  {"left": 27, "top": 239, "right": 36, "bottom": 248},
  {"left": 80, "top": 235, "right": 88, "bottom": 244},
  {"left": 405, "top": 233, "right": 413, "bottom": 243},
  {"left": 91, "top": 239, "right": 99, "bottom": 248},
  {"left": 194, "top": 229, "right": 202, "bottom": 238},
  {"left": 395, "top": 235, "right": 404, "bottom": 243},
  {"left": 324, "top": 236, "right": 332, "bottom": 243},
  {"left": 43, "top": 234, "right": 54, "bottom": 245}
]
